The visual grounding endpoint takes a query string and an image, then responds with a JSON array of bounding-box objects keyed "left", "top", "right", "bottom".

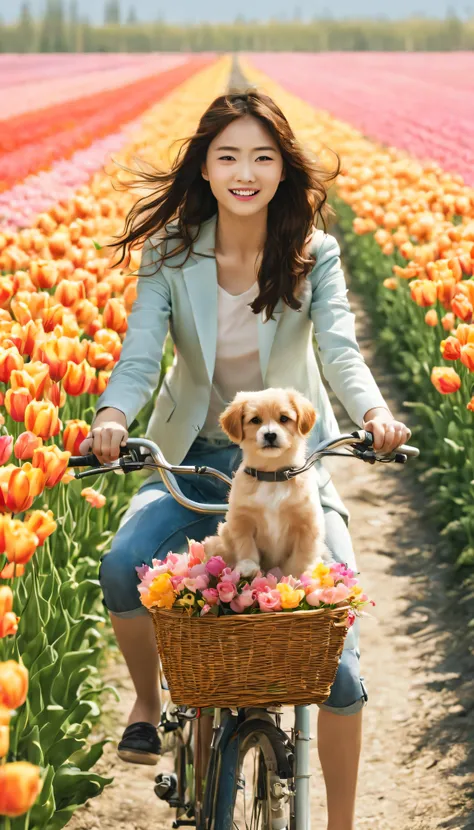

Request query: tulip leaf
[
  {"left": 46, "top": 735, "right": 86, "bottom": 767},
  {"left": 53, "top": 766, "right": 113, "bottom": 809},
  {"left": 28, "top": 763, "right": 56, "bottom": 826},
  {"left": 68, "top": 737, "right": 112, "bottom": 771},
  {"left": 443, "top": 437, "right": 465, "bottom": 452}
]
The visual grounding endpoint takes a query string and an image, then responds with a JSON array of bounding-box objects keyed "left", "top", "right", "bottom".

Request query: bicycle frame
[{"left": 70, "top": 429, "right": 419, "bottom": 829}]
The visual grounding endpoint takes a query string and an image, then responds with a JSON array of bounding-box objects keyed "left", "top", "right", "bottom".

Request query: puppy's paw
[
  {"left": 236, "top": 558, "right": 261, "bottom": 579},
  {"left": 203, "top": 535, "right": 226, "bottom": 558}
]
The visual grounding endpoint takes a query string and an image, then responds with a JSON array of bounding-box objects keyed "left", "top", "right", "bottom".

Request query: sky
[{"left": 2, "top": 0, "right": 472, "bottom": 24}]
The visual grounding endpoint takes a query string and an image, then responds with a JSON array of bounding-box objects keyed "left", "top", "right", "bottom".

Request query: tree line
[{"left": 1, "top": 0, "right": 472, "bottom": 52}]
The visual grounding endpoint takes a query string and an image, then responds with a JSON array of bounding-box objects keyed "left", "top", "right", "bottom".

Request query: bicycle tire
[{"left": 212, "top": 713, "right": 294, "bottom": 830}]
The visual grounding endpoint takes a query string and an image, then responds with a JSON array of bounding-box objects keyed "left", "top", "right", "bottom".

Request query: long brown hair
[{"left": 108, "top": 89, "right": 340, "bottom": 321}]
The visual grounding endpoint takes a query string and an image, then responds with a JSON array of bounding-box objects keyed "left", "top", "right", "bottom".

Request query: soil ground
[{"left": 67, "top": 260, "right": 474, "bottom": 830}]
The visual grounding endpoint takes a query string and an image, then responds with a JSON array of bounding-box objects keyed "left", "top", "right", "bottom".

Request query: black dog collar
[{"left": 243, "top": 466, "right": 297, "bottom": 482}]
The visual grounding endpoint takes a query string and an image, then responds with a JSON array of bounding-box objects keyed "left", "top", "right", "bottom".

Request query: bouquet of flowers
[{"left": 137, "top": 540, "right": 375, "bottom": 628}]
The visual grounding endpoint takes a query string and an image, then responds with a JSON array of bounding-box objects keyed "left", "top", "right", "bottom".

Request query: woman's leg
[
  {"left": 317, "top": 508, "right": 367, "bottom": 830},
  {"left": 99, "top": 439, "right": 240, "bottom": 734}
]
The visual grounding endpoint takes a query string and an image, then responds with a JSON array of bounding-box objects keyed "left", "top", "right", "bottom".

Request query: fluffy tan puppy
[{"left": 203, "top": 388, "right": 330, "bottom": 578}]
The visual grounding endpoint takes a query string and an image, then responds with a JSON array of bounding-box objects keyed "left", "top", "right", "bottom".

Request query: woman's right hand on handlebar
[{"left": 78, "top": 407, "right": 129, "bottom": 464}]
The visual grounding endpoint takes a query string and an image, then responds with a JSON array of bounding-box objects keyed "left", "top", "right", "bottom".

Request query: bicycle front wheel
[{"left": 213, "top": 714, "right": 294, "bottom": 830}]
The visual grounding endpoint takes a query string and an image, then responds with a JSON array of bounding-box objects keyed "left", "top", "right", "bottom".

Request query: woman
[{"left": 80, "top": 89, "right": 410, "bottom": 829}]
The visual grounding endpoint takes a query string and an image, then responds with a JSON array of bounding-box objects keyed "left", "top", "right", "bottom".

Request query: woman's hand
[
  {"left": 362, "top": 407, "right": 412, "bottom": 454},
  {"left": 79, "top": 407, "right": 129, "bottom": 464}
]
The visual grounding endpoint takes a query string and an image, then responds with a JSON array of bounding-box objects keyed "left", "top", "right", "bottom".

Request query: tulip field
[{"left": 1, "top": 51, "right": 474, "bottom": 824}]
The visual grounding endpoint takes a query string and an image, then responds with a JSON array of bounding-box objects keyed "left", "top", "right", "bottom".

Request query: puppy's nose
[{"left": 264, "top": 432, "right": 277, "bottom": 444}]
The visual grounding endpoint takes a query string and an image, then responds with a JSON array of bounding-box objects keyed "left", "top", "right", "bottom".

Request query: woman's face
[{"left": 201, "top": 115, "right": 285, "bottom": 217}]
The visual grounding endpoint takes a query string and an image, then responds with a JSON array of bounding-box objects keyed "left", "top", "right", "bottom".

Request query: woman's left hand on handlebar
[{"left": 362, "top": 406, "right": 412, "bottom": 454}]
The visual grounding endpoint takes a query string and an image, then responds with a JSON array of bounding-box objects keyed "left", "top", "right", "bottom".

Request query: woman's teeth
[{"left": 230, "top": 189, "right": 259, "bottom": 199}]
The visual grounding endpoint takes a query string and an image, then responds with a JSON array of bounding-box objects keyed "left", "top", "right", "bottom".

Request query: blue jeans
[{"left": 99, "top": 435, "right": 368, "bottom": 715}]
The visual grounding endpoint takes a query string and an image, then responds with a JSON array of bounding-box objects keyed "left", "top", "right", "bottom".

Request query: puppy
[{"left": 203, "top": 388, "right": 330, "bottom": 579}]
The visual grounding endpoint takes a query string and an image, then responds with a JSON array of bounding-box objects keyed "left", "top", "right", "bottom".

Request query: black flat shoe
[{"left": 117, "top": 721, "right": 162, "bottom": 765}]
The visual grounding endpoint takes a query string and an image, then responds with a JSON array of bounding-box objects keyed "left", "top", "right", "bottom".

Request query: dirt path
[{"left": 67, "top": 267, "right": 474, "bottom": 830}]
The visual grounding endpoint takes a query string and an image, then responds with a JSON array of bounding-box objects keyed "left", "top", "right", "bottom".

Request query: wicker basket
[{"left": 149, "top": 605, "right": 351, "bottom": 708}]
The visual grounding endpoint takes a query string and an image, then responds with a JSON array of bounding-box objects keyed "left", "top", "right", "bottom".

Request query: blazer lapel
[
  {"left": 182, "top": 212, "right": 284, "bottom": 385},
  {"left": 182, "top": 215, "right": 218, "bottom": 384}
]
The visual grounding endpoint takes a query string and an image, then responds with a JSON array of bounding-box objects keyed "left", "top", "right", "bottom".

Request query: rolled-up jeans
[{"left": 98, "top": 435, "right": 368, "bottom": 715}]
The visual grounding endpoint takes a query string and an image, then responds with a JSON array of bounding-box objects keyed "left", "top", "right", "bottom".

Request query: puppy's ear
[
  {"left": 219, "top": 395, "right": 247, "bottom": 443},
  {"left": 289, "top": 391, "right": 316, "bottom": 436}
]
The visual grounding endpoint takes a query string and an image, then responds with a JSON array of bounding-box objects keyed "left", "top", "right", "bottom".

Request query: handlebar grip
[{"left": 68, "top": 445, "right": 130, "bottom": 467}]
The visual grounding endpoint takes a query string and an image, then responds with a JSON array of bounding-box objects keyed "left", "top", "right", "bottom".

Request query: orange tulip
[
  {"left": 31, "top": 444, "right": 70, "bottom": 488},
  {"left": 0, "top": 586, "right": 13, "bottom": 618},
  {"left": 431, "top": 366, "right": 462, "bottom": 394},
  {"left": 0, "top": 719, "right": 10, "bottom": 759},
  {"left": 441, "top": 312, "right": 455, "bottom": 331},
  {"left": 3, "top": 519, "right": 39, "bottom": 565},
  {"left": 86, "top": 341, "right": 115, "bottom": 370},
  {"left": 43, "top": 379, "right": 67, "bottom": 408},
  {"left": 460, "top": 343, "right": 474, "bottom": 372},
  {"left": 54, "top": 279, "right": 86, "bottom": 307},
  {"left": 39, "top": 339, "right": 69, "bottom": 381},
  {"left": 62, "top": 419, "right": 90, "bottom": 455},
  {"left": 4, "top": 387, "right": 33, "bottom": 422},
  {"left": 440, "top": 336, "right": 461, "bottom": 361},
  {"left": 42, "top": 304, "right": 64, "bottom": 333},
  {"left": 95, "top": 370, "right": 111, "bottom": 396},
  {"left": 14, "top": 431, "right": 43, "bottom": 461},
  {"left": 436, "top": 278, "right": 456, "bottom": 309},
  {"left": 103, "top": 298, "right": 128, "bottom": 334},
  {"left": 1, "top": 464, "right": 46, "bottom": 513},
  {"left": 410, "top": 279, "right": 437, "bottom": 307},
  {"left": 75, "top": 298, "right": 100, "bottom": 327},
  {"left": 0, "top": 276, "right": 15, "bottom": 309},
  {"left": 81, "top": 487, "right": 106, "bottom": 508},
  {"left": 425, "top": 309, "right": 438, "bottom": 326},
  {"left": 0, "top": 761, "right": 42, "bottom": 817},
  {"left": 383, "top": 277, "right": 398, "bottom": 290},
  {"left": 29, "top": 259, "right": 59, "bottom": 290},
  {"left": 467, "top": 396, "right": 474, "bottom": 412},
  {"left": 24, "top": 510, "right": 57, "bottom": 546},
  {"left": 21, "top": 320, "right": 41, "bottom": 357},
  {"left": 24, "top": 400, "right": 60, "bottom": 439},
  {"left": 0, "top": 611, "right": 19, "bottom": 638},
  {"left": 451, "top": 294, "right": 473, "bottom": 322},
  {"left": 94, "top": 328, "right": 122, "bottom": 359},
  {"left": 0, "top": 562, "right": 25, "bottom": 579},
  {"left": 0, "top": 436, "right": 13, "bottom": 466},
  {"left": 454, "top": 324, "right": 474, "bottom": 345},
  {"left": 62, "top": 360, "right": 95, "bottom": 396},
  {"left": 0, "top": 660, "right": 28, "bottom": 709},
  {"left": 22, "top": 361, "right": 51, "bottom": 398},
  {"left": 0, "top": 345, "right": 23, "bottom": 383}
]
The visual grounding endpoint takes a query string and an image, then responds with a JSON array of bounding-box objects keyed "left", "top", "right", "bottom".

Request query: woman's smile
[{"left": 229, "top": 188, "right": 260, "bottom": 201}]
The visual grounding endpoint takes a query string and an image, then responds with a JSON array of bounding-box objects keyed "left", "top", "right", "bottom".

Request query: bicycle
[{"left": 69, "top": 428, "right": 419, "bottom": 830}]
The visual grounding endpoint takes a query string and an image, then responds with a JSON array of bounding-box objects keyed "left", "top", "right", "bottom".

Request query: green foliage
[
  {"left": 334, "top": 197, "right": 474, "bottom": 571},
  {"left": 2, "top": 10, "right": 474, "bottom": 52}
]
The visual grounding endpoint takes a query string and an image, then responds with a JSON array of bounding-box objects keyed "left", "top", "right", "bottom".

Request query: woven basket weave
[{"left": 149, "top": 604, "right": 351, "bottom": 708}]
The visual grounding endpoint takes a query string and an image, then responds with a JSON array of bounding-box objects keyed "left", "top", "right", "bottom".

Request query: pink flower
[
  {"left": 347, "top": 609, "right": 356, "bottom": 628},
  {"left": 188, "top": 540, "right": 206, "bottom": 566},
  {"left": 230, "top": 584, "right": 256, "bottom": 613},
  {"left": 220, "top": 567, "right": 240, "bottom": 585},
  {"left": 200, "top": 603, "right": 211, "bottom": 616},
  {"left": 205, "top": 555, "right": 227, "bottom": 577},
  {"left": 280, "top": 574, "right": 303, "bottom": 589},
  {"left": 318, "top": 583, "right": 352, "bottom": 605},
  {"left": 0, "top": 435, "right": 13, "bottom": 465},
  {"left": 202, "top": 587, "right": 219, "bottom": 606},
  {"left": 306, "top": 588, "right": 324, "bottom": 607},
  {"left": 183, "top": 574, "right": 209, "bottom": 592},
  {"left": 216, "top": 581, "right": 237, "bottom": 603},
  {"left": 136, "top": 563, "right": 150, "bottom": 580},
  {"left": 189, "top": 562, "right": 207, "bottom": 578},
  {"left": 164, "top": 552, "right": 190, "bottom": 576},
  {"left": 251, "top": 574, "right": 277, "bottom": 592},
  {"left": 257, "top": 587, "right": 282, "bottom": 612}
]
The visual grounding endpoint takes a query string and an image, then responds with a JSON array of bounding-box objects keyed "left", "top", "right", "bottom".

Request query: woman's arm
[
  {"left": 94, "top": 237, "right": 171, "bottom": 428},
  {"left": 310, "top": 233, "right": 410, "bottom": 452}
]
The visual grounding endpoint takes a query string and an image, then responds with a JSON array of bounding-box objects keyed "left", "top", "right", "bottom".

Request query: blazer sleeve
[
  {"left": 94, "top": 237, "right": 172, "bottom": 428},
  {"left": 310, "top": 232, "right": 389, "bottom": 427}
]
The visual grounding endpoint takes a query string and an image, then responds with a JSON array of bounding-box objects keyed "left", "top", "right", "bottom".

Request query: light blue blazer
[{"left": 95, "top": 213, "right": 388, "bottom": 519}]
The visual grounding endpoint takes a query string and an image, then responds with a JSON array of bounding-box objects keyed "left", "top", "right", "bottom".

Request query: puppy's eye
[
  {"left": 279, "top": 415, "right": 290, "bottom": 423},
  {"left": 249, "top": 416, "right": 262, "bottom": 425}
]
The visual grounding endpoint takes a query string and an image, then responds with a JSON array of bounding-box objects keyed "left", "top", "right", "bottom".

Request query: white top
[{"left": 200, "top": 280, "right": 264, "bottom": 439}]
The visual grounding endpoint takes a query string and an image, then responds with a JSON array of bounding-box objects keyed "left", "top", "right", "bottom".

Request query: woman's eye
[
  {"left": 257, "top": 155, "right": 273, "bottom": 161},
  {"left": 250, "top": 416, "right": 262, "bottom": 425},
  {"left": 280, "top": 415, "right": 289, "bottom": 423},
  {"left": 219, "top": 156, "right": 235, "bottom": 161}
]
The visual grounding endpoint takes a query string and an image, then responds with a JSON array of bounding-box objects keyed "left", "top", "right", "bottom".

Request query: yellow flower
[
  {"left": 148, "top": 574, "right": 175, "bottom": 610},
  {"left": 312, "top": 562, "right": 330, "bottom": 580},
  {"left": 276, "top": 583, "right": 305, "bottom": 610},
  {"left": 175, "top": 593, "right": 195, "bottom": 608},
  {"left": 320, "top": 574, "right": 335, "bottom": 588}
]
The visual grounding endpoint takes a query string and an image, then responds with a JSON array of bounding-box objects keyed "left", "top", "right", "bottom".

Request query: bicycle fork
[{"left": 294, "top": 705, "right": 311, "bottom": 830}]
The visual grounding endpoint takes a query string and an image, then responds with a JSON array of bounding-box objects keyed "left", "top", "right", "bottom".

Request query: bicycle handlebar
[{"left": 67, "top": 431, "right": 420, "bottom": 516}]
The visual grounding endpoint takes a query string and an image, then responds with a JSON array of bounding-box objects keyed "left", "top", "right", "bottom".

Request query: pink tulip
[
  {"left": 216, "top": 581, "right": 237, "bottom": 603},
  {"left": 219, "top": 567, "right": 240, "bottom": 585},
  {"left": 257, "top": 588, "right": 282, "bottom": 612},
  {"left": 205, "top": 555, "right": 227, "bottom": 577},
  {"left": 136, "top": 564, "right": 150, "bottom": 580},
  {"left": 202, "top": 588, "right": 219, "bottom": 606},
  {"left": 230, "top": 584, "right": 256, "bottom": 613},
  {"left": 183, "top": 574, "right": 209, "bottom": 593},
  {"left": 306, "top": 588, "right": 324, "bottom": 607},
  {"left": 318, "top": 584, "right": 352, "bottom": 605},
  {"left": 14, "top": 431, "right": 43, "bottom": 461},
  {"left": 188, "top": 541, "right": 206, "bottom": 566},
  {"left": 251, "top": 574, "right": 277, "bottom": 592}
]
